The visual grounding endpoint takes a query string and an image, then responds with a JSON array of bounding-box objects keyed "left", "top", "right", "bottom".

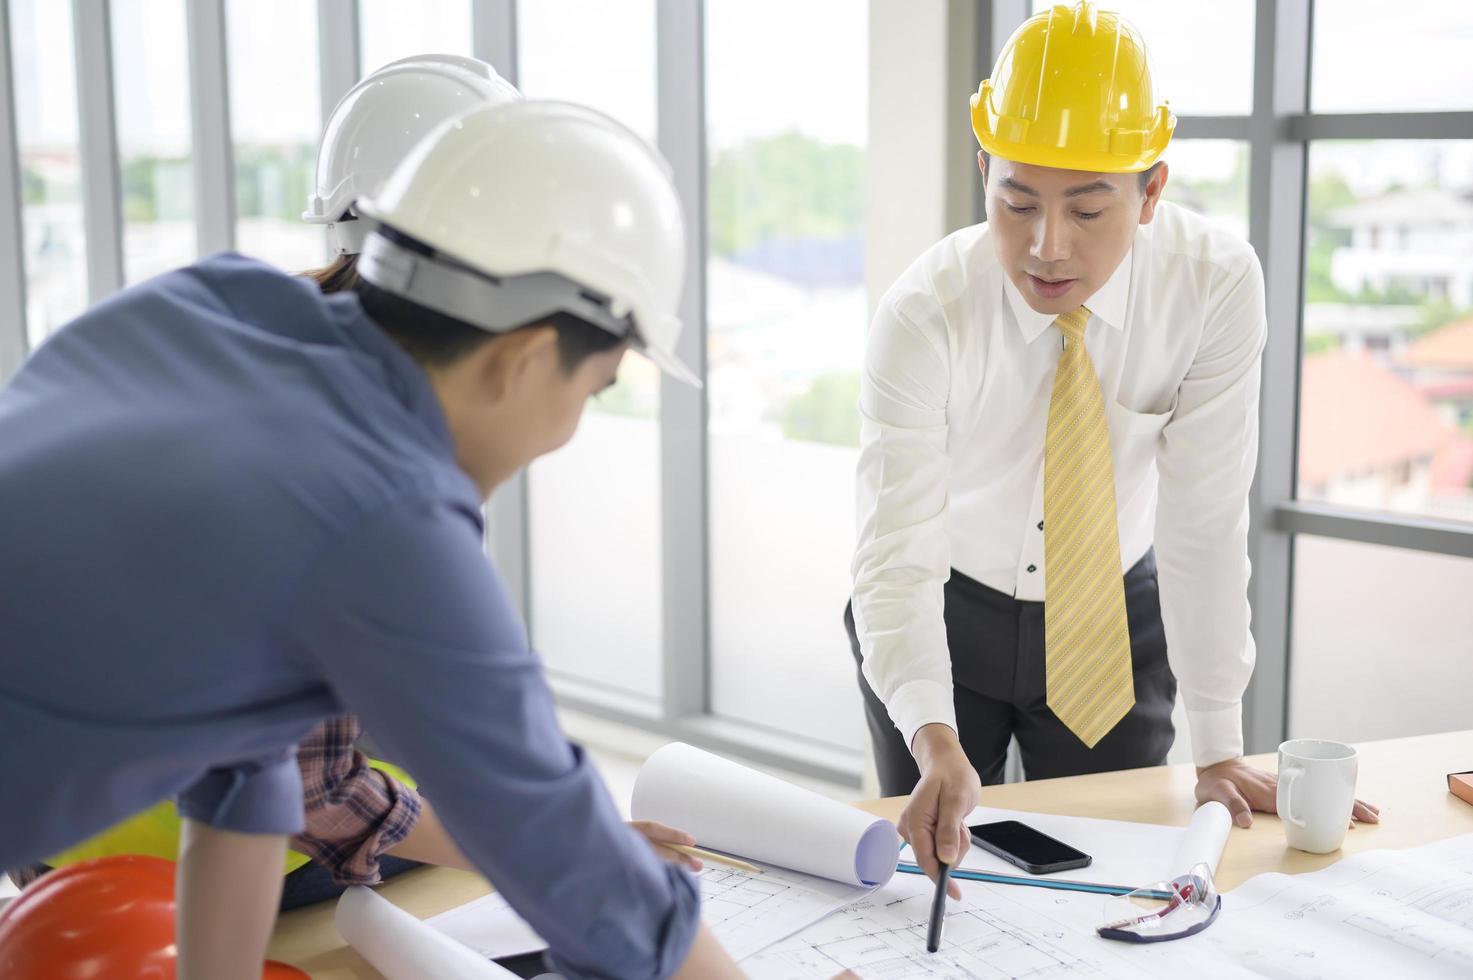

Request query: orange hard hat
[{"left": 0, "top": 855, "right": 307, "bottom": 979}]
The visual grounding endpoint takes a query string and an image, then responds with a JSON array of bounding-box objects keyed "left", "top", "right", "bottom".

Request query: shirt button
[{"left": 1027, "top": 564, "right": 1037, "bottom": 573}]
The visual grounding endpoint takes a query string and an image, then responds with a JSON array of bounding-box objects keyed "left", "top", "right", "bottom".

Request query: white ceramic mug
[{"left": 1277, "top": 739, "right": 1358, "bottom": 854}]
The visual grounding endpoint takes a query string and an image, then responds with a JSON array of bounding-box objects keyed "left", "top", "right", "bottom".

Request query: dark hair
[
  {"left": 980, "top": 150, "right": 1161, "bottom": 193},
  {"left": 303, "top": 253, "right": 362, "bottom": 294},
  {"left": 351, "top": 277, "right": 624, "bottom": 371}
]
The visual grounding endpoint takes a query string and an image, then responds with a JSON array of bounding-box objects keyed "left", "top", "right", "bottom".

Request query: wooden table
[{"left": 269, "top": 729, "right": 1473, "bottom": 977}]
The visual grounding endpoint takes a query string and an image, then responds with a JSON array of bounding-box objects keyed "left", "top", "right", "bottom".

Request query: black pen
[{"left": 926, "top": 862, "right": 951, "bottom": 953}]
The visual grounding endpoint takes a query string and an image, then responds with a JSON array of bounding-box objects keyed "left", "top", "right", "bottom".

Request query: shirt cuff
[
  {"left": 885, "top": 679, "right": 957, "bottom": 757},
  {"left": 293, "top": 768, "right": 423, "bottom": 887},
  {"left": 1185, "top": 702, "right": 1245, "bottom": 769},
  {"left": 176, "top": 750, "right": 305, "bottom": 835},
  {"left": 545, "top": 859, "right": 703, "bottom": 980}
]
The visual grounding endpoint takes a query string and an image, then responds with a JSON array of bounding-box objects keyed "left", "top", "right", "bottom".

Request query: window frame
[{"left": 5, "top": 0, "right": 1470, "bottom": 786}]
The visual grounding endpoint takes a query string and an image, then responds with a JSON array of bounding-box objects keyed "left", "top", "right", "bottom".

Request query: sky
[{"left": 9, "top": 0, "right": 1473, "bottom": 188}]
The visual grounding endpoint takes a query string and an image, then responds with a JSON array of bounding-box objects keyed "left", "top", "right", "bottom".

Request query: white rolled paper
[
  {"left": 631, "top": 742, "right": 899, "bottom": 887},
  {"left": 336, "top": 885, "right": 521, "bottom": 979},
  {"left": 1171, "top": 800, "right": 1233, "bottom": 878}
]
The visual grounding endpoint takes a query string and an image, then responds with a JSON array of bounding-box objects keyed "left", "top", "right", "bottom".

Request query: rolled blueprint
[
  {"left": 1171, "top": 800, "right": 1233, "bottom": 877},
  {"left": 631, "top": 741, "right": 899, "bottom": 887},
  {"left": 336, "top": 885, "right": 520, "bottom": 979}
]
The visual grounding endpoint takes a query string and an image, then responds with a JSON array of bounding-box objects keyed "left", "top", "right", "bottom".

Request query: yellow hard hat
[{"left": 970, "top": 2, "right": 1175, "bottom": 173}]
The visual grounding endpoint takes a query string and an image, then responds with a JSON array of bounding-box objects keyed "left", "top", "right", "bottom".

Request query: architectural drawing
[
  {"left": 698, "top": 863, "right": 872, "bottom": 962},
  {"left": 743, "top": 872, "right": 1139, "bottom": 979}
]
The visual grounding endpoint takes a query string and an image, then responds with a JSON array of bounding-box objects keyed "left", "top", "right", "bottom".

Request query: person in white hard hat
[
  {"left": 302, "top": 54, "right": 522, "bottom": 267},
  {"left": 0, "top": 100, "right": 761, "bottom": 978},
  {"left": 3, "top": 53, "right": 503, "bottom": 909},
  {"left": 5, "top": 53, "right": 704, "bottom": 917}
]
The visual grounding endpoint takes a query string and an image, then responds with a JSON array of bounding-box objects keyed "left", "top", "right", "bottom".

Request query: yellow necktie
[{"left": 1043, "top": 306, "right": 1135, "bottom": 748}]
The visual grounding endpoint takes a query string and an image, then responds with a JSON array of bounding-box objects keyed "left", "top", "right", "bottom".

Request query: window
[
  {"left": 515, "top": 0, "right": 657, "bottom": 142},
  {"left": 1312, "top": 1, "right": 1473, "bottom": 113},
  {"left": 1298, "top": 141, "right": 1473, "bottom": 523},
  {"left": 111, "top": 0, "right": 194, "bottom": 284},
  {"left": 520, "top": 0, "right": 663, "bottom": 700},
  {"left": 358, "top": 0, "right": 473, "bottom": 77},
  {"left": 1030, "top": 0, "right": 1255, "bottom": 115},
  {"left": 1160, "top": 140, "right": 1248, "bottom": 239},
  {"left": 1290, "top": 537, "right": 1473, "bottom": 743},
  {"left": 8, "top": 0, "right": 88, "bottom": 347},
  {"left": 705, "top": 0, "right": 868, "bottom": 747},
  {"left": 2, "top": 0, "right": 1467, "bottom": 781},
  {"left": 227, "top": 0, "right": 323, "bottom": 272}
]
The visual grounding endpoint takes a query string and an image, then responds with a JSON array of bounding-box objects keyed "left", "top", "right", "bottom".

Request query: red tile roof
[
  {"left": 1400, "top": 316, "right": 1473, "bottom": 371},
  {"left": 1432, "top": 436, "right": 1473, "bottom": 494},
  {"left": 1298, "top": 351, "right": 1456, "bottom": 488},
  {"left": 1418, "top": 377, "right": 1473, "bottom": 402}
]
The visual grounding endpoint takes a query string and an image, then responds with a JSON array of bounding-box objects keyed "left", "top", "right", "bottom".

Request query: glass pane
[
  {"left": 1290, "top": 537, "right": 1473, "bottom": 743},
  {"left": 9, "top": 0, "right": 88, "bottom": 347},
  {"left": 358, "top": 0, "right": 473, "bottom": 77},
  {"left": 1313, "top": 1, "right": 1473, "bottom": 113},
  {"left": 706, "top": 0, "right": 868, "bottom": 748},
  {"left": 1299, "top": 141, "right": 1473, "bottom": 523},
  {"left": 516, "top": 0, "right": 656, "bottom": 142},
  {"left": 227, "top": 0, "right": 323, "bottom": 272},
  {"left": 112, "top": 0, "right": 195, "bottom": 284},
  {"left": 1030, "top": 0, "right": 1254, "bottom": 116},
  {"left": 1161, "top": 140, "right": 1248, "bottom": 240},
  {"left": 521, "top": 0, "right": 663, "bottom": 699}
]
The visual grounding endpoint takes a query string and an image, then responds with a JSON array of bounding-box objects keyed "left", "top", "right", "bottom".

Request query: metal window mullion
[
  {"left": 72, "top": 0, "right": 124, "bottom": 300},
  {"left": 656, "top": 0, "right": 708, "bottom": 719},
  {"left": 985, "top": 0, "right": 1030, "bottom": 56},
  {"left": 1274, "top": 503, "right": 1473, "bottom": 560},
  {"left": 962, "top": 0, "right": 1032, "bottom": 226},
  {"left": 472, "top": 0, "right": 517, "bottom": 82},
  {"left": 0, "top": 0, "right": 28, "bottom": 378},
  {"left": 485, "top": 475, "right": 529, "bottom": 625},
  {"left": 1291, "top": 110, "right": 1473, "bottom": 141},
  {"left": 472, "top": 0, "right": 529, "bottom": 624},
  {"left": 316, "top": 0, "right": 360, "bottom": 269},
  {"left": 318, "top": 0, "right": 361, "bottom": 121},
  {"left": 1175, "top": 116, "right": 1253, "bottom": 140},
  {"left": 943, "top": 2, "right": 985, "bottom": 232},
  {"left": 187, "top": 0, "right": 235, "bottom": 255},
  {"left": 1242, "top": 0, "right": 1312, "bottom": 755}
]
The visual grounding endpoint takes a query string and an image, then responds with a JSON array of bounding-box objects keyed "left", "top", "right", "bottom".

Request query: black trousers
[{"left": 846, "top": 550, "right": 1176, "bottom": 797}]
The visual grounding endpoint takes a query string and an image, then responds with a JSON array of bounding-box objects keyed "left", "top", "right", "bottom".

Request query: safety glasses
[{"left": 1097, "top": 863, "right": 1221, "bottom": 943}]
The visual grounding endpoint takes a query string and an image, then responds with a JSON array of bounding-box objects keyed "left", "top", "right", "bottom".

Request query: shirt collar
[{"left": 1002, "top": 244, "right": 1134, "bottom": 344}]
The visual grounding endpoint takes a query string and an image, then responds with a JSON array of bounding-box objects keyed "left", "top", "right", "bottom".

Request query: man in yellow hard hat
[{"left": 846, "top": 1, "right": 1378, "bottom": 892}]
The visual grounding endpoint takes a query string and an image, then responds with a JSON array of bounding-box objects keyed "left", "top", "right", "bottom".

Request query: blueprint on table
[
  {"left": 428, "top": 859, "right": 870, "bottom": 966},
  {"left": 745, "top": 832, "right": 1473, "bottom": 979},
  {"left": 743, "top": 870, "right": 1142, "bottom": 978}
]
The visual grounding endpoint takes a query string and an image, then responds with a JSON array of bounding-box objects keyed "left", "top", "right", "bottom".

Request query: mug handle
[{"left": 1281, "top": 766, "right": 1307, "bottom": 828}]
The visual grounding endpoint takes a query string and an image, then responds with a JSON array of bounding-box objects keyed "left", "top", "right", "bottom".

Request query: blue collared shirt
[{"left": 0, "top": 254, "right": 698, "bottom": 978}]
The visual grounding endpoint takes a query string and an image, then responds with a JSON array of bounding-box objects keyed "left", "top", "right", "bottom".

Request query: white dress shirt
[{"left": 851, "top": 201, "right": 1266, "bottom": 769}]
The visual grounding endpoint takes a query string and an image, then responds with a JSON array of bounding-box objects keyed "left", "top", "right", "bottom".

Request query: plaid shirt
[
  {"left": 9, "top": 715, "right": 420, "bottom": 890},
  {"left": 292, "top": 714, "right": 423, "bottom": 885}
]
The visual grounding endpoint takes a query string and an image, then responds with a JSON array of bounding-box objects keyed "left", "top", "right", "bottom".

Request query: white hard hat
[
  {"left": 302, "top": 54, "right": 522, "bottom": 255},
  {"left": 356, "top": 100, "right": 698, "bottom": 387}
]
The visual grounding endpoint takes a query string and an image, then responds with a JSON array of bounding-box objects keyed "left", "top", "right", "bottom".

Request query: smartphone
[{"left": 967, "top": 820, "right": 1092, "bottom": 875}]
